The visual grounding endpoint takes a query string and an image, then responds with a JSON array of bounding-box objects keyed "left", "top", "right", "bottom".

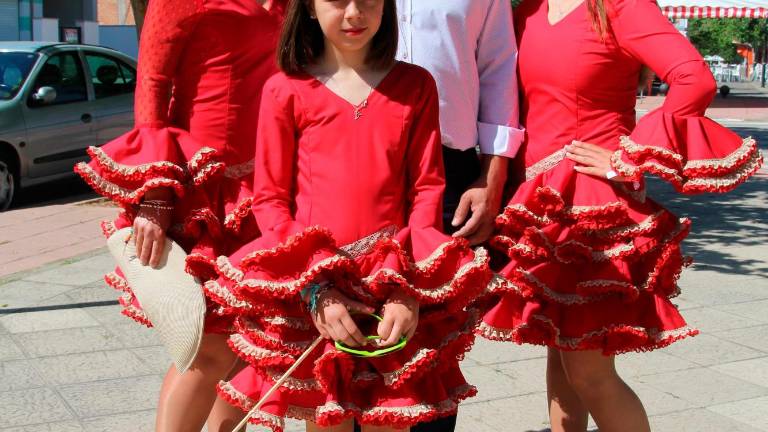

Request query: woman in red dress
[
  {"left": 74, "top": 0, "right": 285, "bottom": 430},
  {"left": 478, "top": 0, "right": 763, "bottom": 431},
  {"left": 203, "top": 0, "right": 491, "bottom": 430}
]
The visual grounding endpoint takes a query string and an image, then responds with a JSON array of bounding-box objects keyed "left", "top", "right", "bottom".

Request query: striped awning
[{"left": 661, "top": 5, "right": 768, "bottom": 18}]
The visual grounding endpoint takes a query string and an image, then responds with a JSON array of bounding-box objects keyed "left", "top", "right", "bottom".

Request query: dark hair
[{"left": 277, "top": 0, "right": 398, "bottom": 74}]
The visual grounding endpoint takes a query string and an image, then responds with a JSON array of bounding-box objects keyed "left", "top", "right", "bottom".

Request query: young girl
[
  {"left": 479, "top": 0, "right": 763, "bottom": 431},
  {"left": 203, "top": 0, "right": 491, "bottom": 430}
]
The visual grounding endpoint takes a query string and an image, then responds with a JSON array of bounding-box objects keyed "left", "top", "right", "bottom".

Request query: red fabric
[
  {"left": 480, "top": 0, "right": 760, "bottom": 354},
  {"left": 74, "top": 0, "right": 286, "bottom": 332},
  {"left": 206, "top": 63, "right": 490, "bottom": 429}
]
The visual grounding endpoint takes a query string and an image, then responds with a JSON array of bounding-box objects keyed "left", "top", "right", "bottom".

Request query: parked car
[{"left": 0, "top": 42, "right": 136, "bottom": 210}]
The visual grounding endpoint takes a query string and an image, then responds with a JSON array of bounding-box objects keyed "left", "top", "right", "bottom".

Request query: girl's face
[{"left": 311, "top": 0, "right": 385, "bottom": 56}]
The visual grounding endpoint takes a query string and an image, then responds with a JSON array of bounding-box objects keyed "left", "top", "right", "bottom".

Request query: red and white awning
[{"left": 657, "top": 1, "right": 768, "bottom": 18}]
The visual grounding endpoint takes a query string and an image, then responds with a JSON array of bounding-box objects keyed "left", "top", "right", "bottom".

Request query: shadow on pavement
[
  {"left": 13, "top": 174, "right": 98, "bottom": 209},
  {"left": 647, "top": 126, "right": 768, "bottom": 278}
]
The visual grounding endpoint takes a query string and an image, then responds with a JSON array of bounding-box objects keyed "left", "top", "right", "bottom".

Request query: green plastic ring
[{"left": 334, "top": 314, "right": 408, "bottom": 357}]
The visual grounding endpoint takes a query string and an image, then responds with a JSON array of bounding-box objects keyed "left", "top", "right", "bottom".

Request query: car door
[
  {"left": 21, "top": 50, "right": 96, "bottom": 179},
  {"left": 83, "top": 51, "right": 135, "bottom": 145}
]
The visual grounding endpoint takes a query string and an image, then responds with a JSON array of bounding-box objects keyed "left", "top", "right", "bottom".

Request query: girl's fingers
[
  {"left": 451, "top": 194, "right": 472, "bottom": 227},
  {"left": 331, "top": 321, "right": 358, "bottom": 347},
  {"left": 346, "top": 298, "right": 374, "bottom": 314},
  {"left": 377, "top": 315, "right": 395, "bottom": 343},
  {"left": 139, "top": 234, "right": 153, "bottom": 266},
  {"left": 149, "top": 237, "right": 165, "bottom": 268},
  {"left": 382, "top": 321, "right": 403, "bottom": 347},
  {"left": 340, "top": 315, "right": 367, "bottom": 346},
  {"left": 133, "top": 228, "right": 144, "bottom": 260},
  {"left": 565, "top": 152, "right": 600, "bottom": 167}
]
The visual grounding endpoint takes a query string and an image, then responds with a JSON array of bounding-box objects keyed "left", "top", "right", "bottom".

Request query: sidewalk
[
  {"left": 1, "top": 157, "right": 767, "bottom": 430},
  {"left": 637, "top": 81, "right": 768, "bottom": 122}
]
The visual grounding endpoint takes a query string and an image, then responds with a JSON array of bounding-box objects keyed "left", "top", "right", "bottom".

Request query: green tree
[{"left": 687, "top": 18, "right": 768, "bottom": 63}]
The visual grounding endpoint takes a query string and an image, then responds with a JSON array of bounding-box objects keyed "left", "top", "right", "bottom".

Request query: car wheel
[{"left": 0, "top": 157, "right": 17, "bottom": 211}]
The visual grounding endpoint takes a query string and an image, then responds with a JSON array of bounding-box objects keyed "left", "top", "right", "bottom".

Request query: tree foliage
[{"left": 687, "top": 19, "right": 768, "bottom": 63}]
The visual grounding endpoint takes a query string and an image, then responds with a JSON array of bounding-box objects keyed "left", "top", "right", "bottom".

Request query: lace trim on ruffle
[
  {"left": 339, "top": 225, "right": 398, "bottom": 258},
  {"left": 228, "top": 333, "right": 296, "bottom": 363},
  {"left": 104, "top": 271, "right": 130, "bottom": 293},
  {"left": 100, "top": 220, "right": 119, "bottom": 238},
  {"left": 240, "top": 226, "right": 338, "bottom": 265},
  {"left": 76, "top": 162, "right": 184, "bottom": 205},
  {"left": 204, "top": 280, "right": 250, "bottom": 309},
  {"left": 262, "top": 316, "right": 312, "bottom": 331},
  {"left": 525, "top": 148, "right": 566, "bottom": 181},
  {"left": 224, "top": 158, "right": 255, "bottom": 179},
  {"left": 223, "top": 197, "right": 254, "bottom": 232},
  {"left": 86, "top": 146, "right": 186, "bottom": 180},
  {"left": 215, "top": 256, "right": 246, "bottom": 282},
  {"left": 477, "top": 317, "right": 698, "bottom": 354},
  {"left": 217, "top": 380, "right": 285, "bottom": 430},
  {"left": 117, "top": 292, "right": 153, "bottom": 327},
  {"left": 612, "top": 136, "right": 763, "bottom": 193},
  {"left": 236, "top": 254, "right": 353, "bottom": 294}
]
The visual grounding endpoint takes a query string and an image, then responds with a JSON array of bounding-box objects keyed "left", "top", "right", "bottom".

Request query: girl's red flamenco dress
[
  {"left": 74, "top": 0, "right": 285, "bottom": 332},
  {"left": 478, "top": 0, "right": 763, "bottom": 354},
  {"left": 204, "top": 63, "right": 493, "bottom": 430}
]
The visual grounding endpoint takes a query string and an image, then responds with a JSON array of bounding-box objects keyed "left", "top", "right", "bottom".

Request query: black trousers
[{"left": 355, "top": 147, "right": 481, "bottom": 432}]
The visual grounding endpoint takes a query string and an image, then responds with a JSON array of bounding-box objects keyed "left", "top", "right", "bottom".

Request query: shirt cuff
[{"left": 478, "top": 122, "right": 525, "bottom": 158}]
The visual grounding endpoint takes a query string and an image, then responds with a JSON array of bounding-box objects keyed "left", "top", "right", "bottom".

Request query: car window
[
  {"left": 0, "top": 52, "right": 38, "bottom": 100},
  {"left": 84, "top": 53, "right": 136, "bottom": 99},
  {"left": 30, "top": 52, "right": 87, "bottom": 105}
]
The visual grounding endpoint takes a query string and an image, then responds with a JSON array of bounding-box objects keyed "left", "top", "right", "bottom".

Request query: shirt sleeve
[
  {"left": 476, "top": 0, "right": 525, "bottom": 157},
  {"left": 608, "top": 0, "right": 762, "bottom": 194},
  {"left": 406, "top": 71, "right": 446, "bottom": 231},
  {"left": 134, "top": 0, "right": 204, "bottom": 126}
]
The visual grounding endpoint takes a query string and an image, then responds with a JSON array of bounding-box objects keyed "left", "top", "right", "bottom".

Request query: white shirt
[{"left": 396, "top": 0, "right": 524, "bottom": 157}]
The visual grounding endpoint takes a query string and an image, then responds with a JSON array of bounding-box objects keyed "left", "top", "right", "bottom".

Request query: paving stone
[
  {"left": 82, "top": 304, "right": 131, "bottom": 327},
  {"left": 0, "top": 360, "right": 45, "bottom": 391},
  {"left": 23, "top": 258, "right": 109, "bottom": 287},
  {"left": 31, "top": 350, "right": 154, "bottom": 386},
  {"left": 457, "top": 393, "right": 551, "bottom": 432},
  {"left": 638, "top": 367, "right": 768, "bottom": 407},
  {"left": 623, "top": 378, "right": 695, "bottom": 416},
  {"left": 0, "top": 388, "right": 74, "bottom": 428},
  {"left": 708, "top": 396, "right": 768, "bottom": 432},
  {"left": 494, "top": 358, "right": 547, "bottom": 397},
  {"left": 715, "top": 300, "right": 768, "bottom": 324},
  {"left": 616, "top": 349, "right": 698, "bottom": 378},
  {"left": 130, "top": 346, "right": 171, "bottom": 375},
  {"left": 0, "top": 421, "right": 84, "bottom": 432},
  {"left": 463, "top": 364, "right": 534, "bottom": 403},
  {"left": 712, "top": 324, "right": 768, "bottom": 353},
  {"left": 58, "top": 375, "right": 163, "bottom": 418},
  {"left": 0, "top": 280, "right": 74, "bottom": 309},
  {"left": 466, "top": 338, "right": 545, "bottom": 365},
  {"left": 105, "top": 322, "right": 161, "bottom": 348},
  {"left": 80, "top": 410, "right": 155, "bottom": 432},
  {"left": 649, "top": 408, "right": 764, "bottom": 432},
  {"left": 64, "top": 286, "right": 119, "bottom": 304},
  {"left": 663, "top": 333, "right": 763, "bottom": 367},
  {"left": 680, "top": 306, "right": 763, "bottom": 333},
  {"left": 0, "top": 309, "right": 100, "bottom": 334},
  {"left": 712, "top": 357, "right": 768, "bottom": 389},
  {"left": 12, "top": 327, "right": 123, "bottom": 358},
  {"left": 0, "top": 335, "right": 25, "bottom": 361}
]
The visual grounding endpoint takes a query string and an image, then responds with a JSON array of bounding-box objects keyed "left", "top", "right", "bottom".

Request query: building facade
[{"left": 0, "top": 0, "right": 99, "bottom": 44}]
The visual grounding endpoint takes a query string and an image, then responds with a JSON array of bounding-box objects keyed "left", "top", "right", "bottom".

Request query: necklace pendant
[
  {"left": 354, "top": 110, "right": 363, "bottom": 120},
  {"left": 353, "top": 99, "right": 368, "bottom": 120}
]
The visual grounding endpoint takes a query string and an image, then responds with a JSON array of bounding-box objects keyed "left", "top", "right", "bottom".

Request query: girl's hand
[
  {"left": 565, "top": 140, "right": 630, "bottom": 182},
  {"left": 132, "top": 201, "right": 173, "bottom": 268},
  {"left": 377, "top": 290, "right": 419, "bottom": 347},
  {"left": 312, "top": 288, "right": 373, "bottom": 347}
]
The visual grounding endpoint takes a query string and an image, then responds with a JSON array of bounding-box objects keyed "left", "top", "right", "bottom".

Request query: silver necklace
[{"left": 327, "top": 75, "right": 374, "bottom": 120}]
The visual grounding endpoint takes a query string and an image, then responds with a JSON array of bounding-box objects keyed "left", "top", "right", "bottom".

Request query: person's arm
[
  {"left": 566, "top": 0, "right": 761, "bottom": 194},
  {"left": 132, "top": 0, "right": 204, "bottom": 267},
  {"left": 452, "top": 0, "right": 521, "bottom": 244}
]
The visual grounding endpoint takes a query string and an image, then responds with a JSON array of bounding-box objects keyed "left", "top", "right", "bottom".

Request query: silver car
[{"left": 0, "top": 42, "right": 136, "bottom": 210}]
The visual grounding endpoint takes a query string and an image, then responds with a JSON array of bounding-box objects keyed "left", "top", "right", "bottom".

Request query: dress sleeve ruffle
[
  {"left": 611, "top": 112, "right": 763, "bottom": 194},
  {"left": 74, "top": 125, "right": 225, "bottom": 206}
]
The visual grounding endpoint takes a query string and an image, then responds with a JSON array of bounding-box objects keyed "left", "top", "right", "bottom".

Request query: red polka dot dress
[{"left": 74, "top": 0, "right": 286, "bottom": 332}]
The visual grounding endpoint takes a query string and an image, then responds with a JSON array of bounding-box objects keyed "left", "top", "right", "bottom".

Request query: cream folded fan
[{"left": 107, "top": 228, "right": 205, "bottom": 373}]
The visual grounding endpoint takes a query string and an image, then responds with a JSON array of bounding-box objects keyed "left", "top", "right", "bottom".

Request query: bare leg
[
  {"left": 207, "top": 360, "right": 248, "bottom": 432},
  {"left": 560, "top": 350, "right": 650, "bottom": 432},
  {"left": 155, "top": 333, "right": 239, "bottom": 432},
  {"left": 547, "top": 348, "right": 589, "bottom": 432},
  {"left": 154, "top": 365, "right": 180, "bottom": 431},
  {"left": 307, "top": 419, "right": 355, "bottom": 432}
]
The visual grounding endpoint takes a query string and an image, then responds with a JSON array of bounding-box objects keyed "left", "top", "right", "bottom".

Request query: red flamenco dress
[
  {"left": 73, "top": 0, "right": 285, "bottom": 332},
  {"left": 478, "top": 0, "right": 763, "bottom": 354},
  {"left": 204, "top": 63, "right": 491, "bottom": 430}
]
